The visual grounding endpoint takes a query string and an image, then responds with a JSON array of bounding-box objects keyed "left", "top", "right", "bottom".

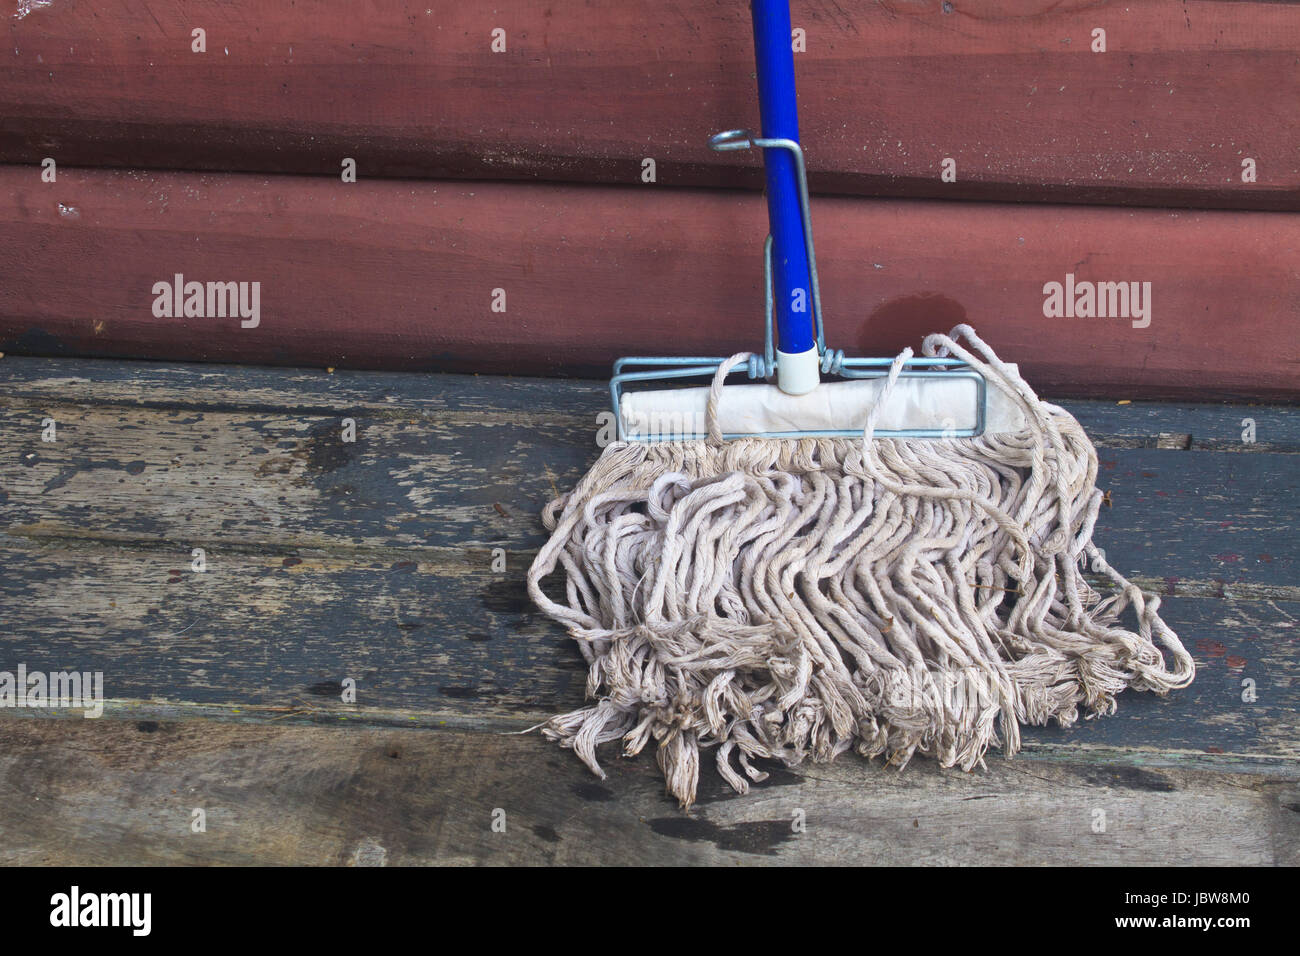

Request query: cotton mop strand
[{"left": 526, "top": 325, "right": 1194, "bottom": 807}]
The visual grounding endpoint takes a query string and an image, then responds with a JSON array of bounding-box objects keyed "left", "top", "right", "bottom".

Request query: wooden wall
[{"left": 1, "top": 1, "right": 1297, "bottom": 399}]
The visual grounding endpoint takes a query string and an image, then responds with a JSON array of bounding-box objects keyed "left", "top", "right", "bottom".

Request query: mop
[{"left": 525, "top": 0, "right": 1194, "bottom": 808}]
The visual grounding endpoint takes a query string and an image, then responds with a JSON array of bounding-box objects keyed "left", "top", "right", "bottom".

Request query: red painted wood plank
[
  {"left": 1, "top": 1, "right": 1296, "bottom": 209},
  {"left": 1, "top": 166, "right": 1295, "bottom": 400}
]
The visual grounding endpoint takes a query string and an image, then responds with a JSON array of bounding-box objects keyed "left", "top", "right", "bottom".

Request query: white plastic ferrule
[{"left": 776, "top": 347, "right": 821, "bottom": 396}]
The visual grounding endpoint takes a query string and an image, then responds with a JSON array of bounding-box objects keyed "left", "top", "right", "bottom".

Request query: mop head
[{"left": 526, "top": 325, "right": 1194, "bottom": 807}]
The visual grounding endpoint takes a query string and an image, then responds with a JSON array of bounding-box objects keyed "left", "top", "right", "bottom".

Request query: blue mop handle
[{"left": 752, "top": 0, "right": 815, "bottom": 362}]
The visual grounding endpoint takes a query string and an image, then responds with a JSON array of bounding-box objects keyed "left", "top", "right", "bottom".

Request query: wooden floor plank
[
  {"left": 2, "top": 170, "right": 1297, "bottom": 398},
  {"left": 0, "top": 718, "right": 1295, "bottom": 866},
  {"left": 0, "top": 535, "right": 584, "bottom": 723},
  {"left": 2, "top": 357, "right": 1298, "bottom": 449},
  {"left": 1, "top": 377, "right": 1294, "bottom": 589},
  {"left": 0, "top": 535, "right": 1293, "bottom": 763}
]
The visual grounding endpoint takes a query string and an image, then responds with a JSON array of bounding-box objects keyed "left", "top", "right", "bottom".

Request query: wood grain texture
[
  {"left": 4, "top": 356, "right": 1298, "bottom": 450},
  {"left": 2, "top": 169, "right": 1297, "bottom": 398},
  {"left": 2, "top": 1, "right": 1297, "bottom": 209},
  {"left": 0, "top": 358, "right": 1294, "bottom": 587},
  {"left": 0, "top": 718, "right": 1296, "bottom": 866},
  {"left": 0, "top": 536, "right": 1293, "bottom": 760},
  {"left": 0, "top": 357, "right": 1295, "bottom": 864},
  {"left": 0, "top": 357, "right": 1295, "bottom": 769}
]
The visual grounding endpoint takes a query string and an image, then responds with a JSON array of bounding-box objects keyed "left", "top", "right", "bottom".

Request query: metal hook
[{"left": 709, "top": 129, "right": 826, "bottom": 359}]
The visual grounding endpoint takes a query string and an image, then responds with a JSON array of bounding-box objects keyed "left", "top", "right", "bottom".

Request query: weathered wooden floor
[{"left": 0, "top": 356, "right": 1296, "bottom": 865}]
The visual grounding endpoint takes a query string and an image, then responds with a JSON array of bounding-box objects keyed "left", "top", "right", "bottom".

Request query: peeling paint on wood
[{"left": 0, "top": 357, "right": 1296, "bottom": 862}]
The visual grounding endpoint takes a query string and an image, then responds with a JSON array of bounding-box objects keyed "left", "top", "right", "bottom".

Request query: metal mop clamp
[{"left": 611, "top": 0, "right": 987, "bottom": 442}]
